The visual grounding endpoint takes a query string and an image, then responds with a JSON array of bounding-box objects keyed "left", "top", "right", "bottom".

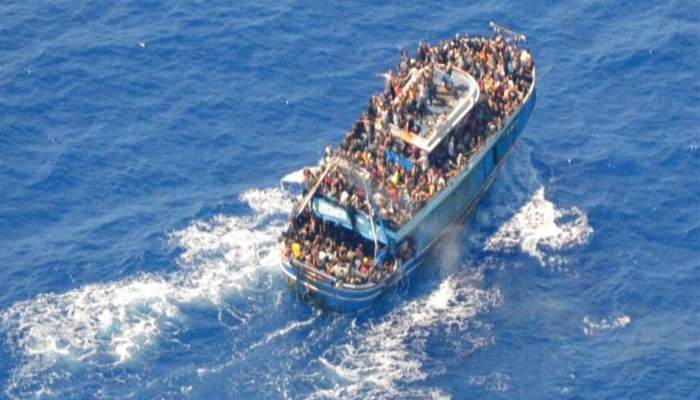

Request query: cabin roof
[{"left": 388, "top": 68, "right": 480, "bottom": 153}]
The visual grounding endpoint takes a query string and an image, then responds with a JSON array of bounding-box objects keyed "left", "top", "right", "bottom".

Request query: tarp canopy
[{"left": 311, "top": 197, "right": 388, "bottom": 244}]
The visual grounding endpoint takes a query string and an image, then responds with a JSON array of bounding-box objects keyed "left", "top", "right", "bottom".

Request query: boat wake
[
  {"left": 0, "top": 182, "right": 594, "bottom": 399},
  {"left": 250, "top": 311, "right": 322, "bottom": 350},
  {"left": 485, "top": 187, "right": 593, "bottom": 267},
  {"left": 0, "top": 188, "right": 292, "bottom": 399},
  {"left": 313, "top": 265, "right": 500, "bottom": 400}
]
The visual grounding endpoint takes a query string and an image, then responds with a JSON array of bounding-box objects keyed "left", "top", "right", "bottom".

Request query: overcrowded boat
[{"left": 279, "top": 22, "right": 536, "bottom": 312}]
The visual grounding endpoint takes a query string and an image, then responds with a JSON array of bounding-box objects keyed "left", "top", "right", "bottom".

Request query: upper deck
[
  {"left": 388, "top": 67, "right": 480, "bottom": 154},
  {"left": 286, "top": 29, "right": 536, "bottom": 261},
  {"left": 280, "top": 24, "right": 537, "bottom": 306}
]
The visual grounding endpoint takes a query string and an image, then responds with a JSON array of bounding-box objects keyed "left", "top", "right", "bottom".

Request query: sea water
[{"left": 0, "top": 0, "right": 698, "bottom": 398}]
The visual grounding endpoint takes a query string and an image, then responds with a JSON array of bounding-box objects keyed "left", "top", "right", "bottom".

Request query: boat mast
[
  {"left": 294, "top": 159, "right": 335, "bottom": 217},
  {"left": 362, "top": 180, "right": 380, "bottom": 260}
]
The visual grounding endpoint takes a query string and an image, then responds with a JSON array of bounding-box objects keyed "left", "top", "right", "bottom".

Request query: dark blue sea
[{"left": 1, "top": 1, "right": 698, "bottom": 399}]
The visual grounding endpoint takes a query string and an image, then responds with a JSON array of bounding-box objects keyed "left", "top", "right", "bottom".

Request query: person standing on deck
[
  {"left": 417, "top": 78, "right": 429, "bottom": 123},
  {"left": 383, "top": 70, "right": 396, "bottom": 100},
  {"left": 419, "top": 150, "right": 430, "bottom": 173}
]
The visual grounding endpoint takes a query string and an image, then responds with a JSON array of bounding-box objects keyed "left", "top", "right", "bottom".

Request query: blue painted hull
[{"left": 281, "top": 83, "right": 536, "bottom": 313}]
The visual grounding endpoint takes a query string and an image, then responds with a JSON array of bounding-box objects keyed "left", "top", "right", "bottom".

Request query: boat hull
[
  {"left": 280, "top": 86, "right": 536, "bottom": 313},
  {"left": 279, "top": 259, "right": 391, "bottom": 312}
]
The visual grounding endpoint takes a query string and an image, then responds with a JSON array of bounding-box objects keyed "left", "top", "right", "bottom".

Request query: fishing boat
[{"left": 279, "top": 22, "right": 536, "bottom": 312}]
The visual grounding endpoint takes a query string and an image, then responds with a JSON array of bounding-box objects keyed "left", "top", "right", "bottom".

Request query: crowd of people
[
  {"left": 306, "top": 33, "right": 534, "bottom": 227},
  {"left": 280, "top": 209, "right": 397, "bottom": 285},
  {"left": 282, "top": 33, "right": 534, "bottom": 284}
]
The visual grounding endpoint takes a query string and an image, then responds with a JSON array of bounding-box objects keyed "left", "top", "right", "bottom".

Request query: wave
[
  {"left": 0, "top": 187, "right": 291, "bottom": 399},
  {"left": 485, "top": 186, "right": 593, "bottom": 266},
  {"left": 249, "top": 311, "right": 322, "bottom": 350},
  {"left": 582, "top": 314, "right": 631, "bottom": 336},
  {"left": 1, "top": 183, "right": 594, "bottom": 399},
  {"left": 312, "top": 266, "right": 500, "bottom": 400},
  {"left": 468, "top": 371, "right": 511, "bottom": 392}
]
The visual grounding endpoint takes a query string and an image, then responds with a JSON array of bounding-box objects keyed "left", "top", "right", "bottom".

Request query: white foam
[
  {"left": 248, "top": 311, "right": 322, "bottom": 350},
  {"left": 313, "top": 270, "right": 500, "bottom": 400},
  {"left": 485, "top": 187, "right": 593, "bottom": 265},
  {"left": 582, "top": 314, "right": 631, "bottom": 335},
  {"left": 0, "top": 187, "right": 292, "bottom": 397},
  {"left": 240, "top": 187, "right": 294, "bottom": 216},
  {"left": 468, "top": 371, "right": 510, "bottom": 392}
]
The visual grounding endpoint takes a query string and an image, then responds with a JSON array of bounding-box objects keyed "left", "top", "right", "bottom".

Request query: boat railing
[
  {"left": 339, "top": 266, "right": 396, "bottom": 290},
  {"left": 289, "top": 258, "right": 339, "bottom": 286},
  {"left": 489, "top": 21, "right": 526, "bottom": 43},
  {"left": 339, "top": 281, "right": 378, "bottom": 290},
  {"left": 288, "top": 252, "right": 400, "bottom": 291}
]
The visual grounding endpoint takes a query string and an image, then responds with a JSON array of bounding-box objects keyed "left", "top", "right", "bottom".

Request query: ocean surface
[{"left": 0, "top": 0, "right": 698, "bottom": 399}]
